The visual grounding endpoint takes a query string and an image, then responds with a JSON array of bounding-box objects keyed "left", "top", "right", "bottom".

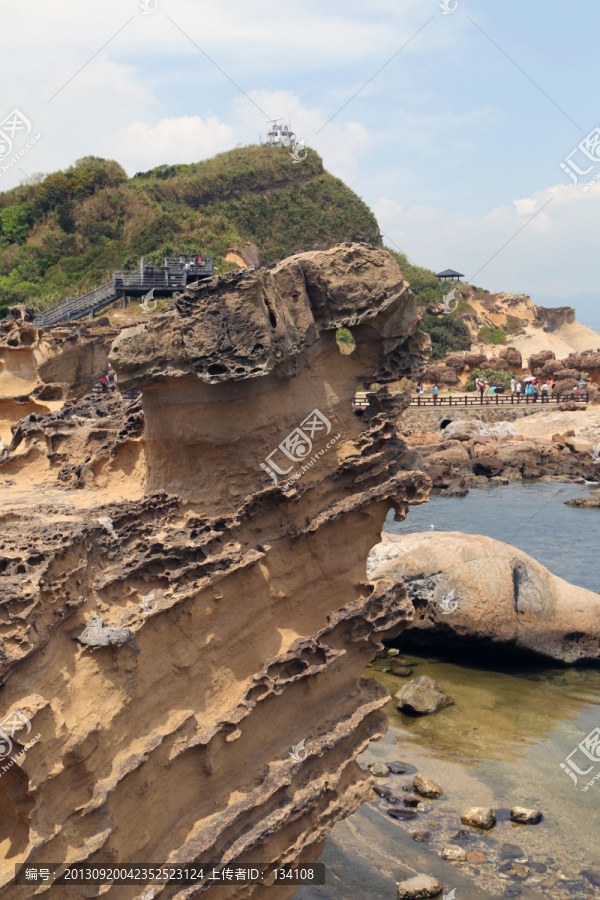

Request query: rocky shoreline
[{"left": 401, "top": 410, "right": 600, "bottom": 495}]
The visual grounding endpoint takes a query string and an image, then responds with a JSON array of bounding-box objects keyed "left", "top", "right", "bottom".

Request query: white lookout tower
[{"left": 266, "top": 118, "right": 296, "bottom": 148}]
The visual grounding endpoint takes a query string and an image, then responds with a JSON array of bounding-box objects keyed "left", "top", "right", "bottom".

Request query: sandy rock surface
[{"left": 369, "top": 531, "right": 600, "bottom": 663}]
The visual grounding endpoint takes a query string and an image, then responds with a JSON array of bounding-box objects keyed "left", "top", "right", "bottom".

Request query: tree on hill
[
  {"left": 420, "top": 314, "right": 472, "bottom": 361},
  {"left": 0, "top": 145, "right": 380, "bottom": 315}
]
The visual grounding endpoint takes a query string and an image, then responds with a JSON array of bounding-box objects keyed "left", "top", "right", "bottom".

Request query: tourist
[
  {"left": 525, "top": 381, "right": 534, "bottom": 400},
  {"left": 478, "top": 379, "right": 485, "bottom": 402},
  {"left": 516, "top": 380, "right": 522, "bottom": 399},
  {"left": 510, "top": 376, "right": 516, "bottom": 396},
  {"left": 541, "top": 380, "right": 550, "bottom": 402},
  {"left": 533, "top": 379, "right": 539, "bottom": 402},
  {"left": 579, "top": 376, "right": 586, "bottom": 390},
  {"left": 197, "top": 255, "right": 204, "bottom": 267},
  {"left": 432, "top": 383, "right": 439, "bottom": 405},
  {"left": 100, "top": 374, "right": 109, "bottom": 394}
]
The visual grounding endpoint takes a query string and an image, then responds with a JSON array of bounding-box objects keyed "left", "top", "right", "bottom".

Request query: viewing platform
[{"left": 33, "top": 254, "right": 214, "bottom": 327}]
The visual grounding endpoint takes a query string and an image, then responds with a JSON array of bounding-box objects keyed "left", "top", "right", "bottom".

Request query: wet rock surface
[
  {"left": 396, "top": 675, "right": 454, "bottom": 715},
  {"left": 460, "top": 807, "right": 496, "bottom": 830},
  {"left": 396, "top": 874, "right": 443, "bottom": 900},
  {"left": 510, "top": 807, "right": 542, "bottom": 824}
]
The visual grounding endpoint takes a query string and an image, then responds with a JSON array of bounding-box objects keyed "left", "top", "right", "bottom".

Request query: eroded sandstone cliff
[{"left": 0, "top": 243, "right": 430, "bottom": 898}]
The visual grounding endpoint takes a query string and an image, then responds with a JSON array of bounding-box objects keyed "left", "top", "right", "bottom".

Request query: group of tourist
[{"left": 415, "top": 374, "right": 588, "bottom": 405}]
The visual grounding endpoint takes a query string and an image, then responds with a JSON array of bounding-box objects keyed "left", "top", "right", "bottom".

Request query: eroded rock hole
[
  {"left": 264, "top": 299, "right": 277, "bottom": 329},
  {"left": 207, "top": 363, "right": 228, "bottom": 376},
  {"left": 336, "top": 327, "right": 356, "bottom": 355}
]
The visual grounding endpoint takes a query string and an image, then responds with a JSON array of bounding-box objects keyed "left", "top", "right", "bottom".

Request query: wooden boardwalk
[
  {"left": 33, "top": 256, "right": 214, "bottom": 327},
  {"left": 353, "top": 392, "right": 589, "bottom": 409}
]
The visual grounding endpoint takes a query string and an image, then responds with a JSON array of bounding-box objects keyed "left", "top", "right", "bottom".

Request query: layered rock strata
[{"left": 0, "top": 244, "right": 430, "bottom": 898}]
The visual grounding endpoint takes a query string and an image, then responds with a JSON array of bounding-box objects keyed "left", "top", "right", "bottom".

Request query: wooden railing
[
  {"left": 352, "top": 392, "right": 589, "bottom": 410},
  {"left": 33, "top": 258, "right": 215, "bottom": 327},
  {"left": 113, "top": 270, "right": 187, "bottom": 291}
]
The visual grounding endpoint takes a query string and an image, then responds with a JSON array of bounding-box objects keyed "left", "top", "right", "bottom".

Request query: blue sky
[{"left": 2, "top": 0, "right": 600, "bottom": 322}]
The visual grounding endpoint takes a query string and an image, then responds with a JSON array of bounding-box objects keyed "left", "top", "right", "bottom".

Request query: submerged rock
[
  {"left": 413, "top": 773, "right": 443, "bottom": 798},
  {"left": 388, "top": 808, "right": 418, "bottom": 821},
  {"left": 582, "top": 867, "right": 600, "bottom": 887},
  {"left": 390, "top": 665, "right": 414, "bottom": 677},
  {"left": 396, "top": 676, "right": 454, "bottom": 715},
  {"left": 442, "top": 846, "right": 467, "bottom": 861},
  {"left": 371, "top": 763, "right": 391, "bottom": 777},
  {"left": 411, "top": 831, "right": 432, "bottom": 842},
  {"left": 460, "top": 807, "right": 496, "bottom": 830},
  {"left": 397, "top": 874, "right": 443, "bottom": 900},
  {"left": 510, "top": 807, "right": 542, "bottom": 824},
  {"left": 387, "top": 761, "right": 412, "bottom": 774}
]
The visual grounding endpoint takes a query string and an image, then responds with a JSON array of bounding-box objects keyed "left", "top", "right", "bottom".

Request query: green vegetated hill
[{"left": 0, "top": 145, "right": 381, "bottom": 314}]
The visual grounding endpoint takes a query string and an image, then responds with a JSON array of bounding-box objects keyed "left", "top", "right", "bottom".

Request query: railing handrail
[{"left": 352, "top": 391, "right": 590, "bottom": 409}]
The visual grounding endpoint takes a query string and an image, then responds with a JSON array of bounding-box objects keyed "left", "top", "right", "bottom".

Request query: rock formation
[
  {"left": 0, "top": 243, "right": 431, "bottom": 898},
  {"left": 0, "top": 306, "right": 114, "bottom": 451},
  {"left": 368, "top": 531, "right": 600, "bottom": 664}
]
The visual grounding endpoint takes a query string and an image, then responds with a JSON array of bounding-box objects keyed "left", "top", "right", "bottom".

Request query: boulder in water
[
  {"left": 397, "top": 874, "right": 443, "bottom": 900},
  {"left": 460, "top": 807, "right": 496, "bottom": 830},
  {"left": 395, "top": 676, "right": 454, "bottom": 715},
  {"left": 369, "top": 532, "right": 600, "bottom": 664},
  {"left": 510, "top": 806, "right": 542, "bottom": 824}
]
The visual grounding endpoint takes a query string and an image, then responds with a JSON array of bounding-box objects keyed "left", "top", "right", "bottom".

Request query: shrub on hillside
[
  {"left": 478, "top": 325, "right": 506, "bottom": 345},
  {"left": 465, "top": 366, "right": 513, "bottom": 391},
  {"left": 420, "top": 314, "right": 471, "bottom": 361}
]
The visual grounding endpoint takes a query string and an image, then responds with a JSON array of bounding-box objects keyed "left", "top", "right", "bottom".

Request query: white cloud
[
  {"left": 113, "top": 116, "right": 233, "bottom": 173},
  {"left": 376, "top": 182, "right": 600, "bottom": 296}
]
